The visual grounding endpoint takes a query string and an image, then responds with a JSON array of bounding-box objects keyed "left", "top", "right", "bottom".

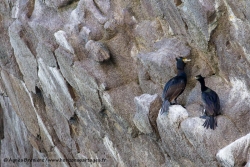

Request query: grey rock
[
  {"left": 157, "top": 105, "right": 198, "bottom": 166},
  {"left": 216, "top": 133, "right": 250, "bottom": 167},
  {"left": 0, "top": 96, "right": 33, "bottom": 167},
  {"left": 55, "top": 48, "right": 102, "bottom": 111},
  {"left": 32, "top": 151, "right": 49, "bottom": 167},
  {"left": 223, "top": 0, "right": 248, "bottom": 21},
  {"left": 181, "top": 116, "right": 242, "bottom": 166},
  {"left": 179, "top": 0, "right": 218, "bottom": 50},
  {"left": 134, "top": 19, "right": 164, "bottom": 51},
  {"left": 103, "top": 82, "right": 142, "bottom": 127},
  {"left": 83, "top": 0, "right": 108, "bottom": 24},
  {"left": 28, "top": 0, "right": 63, "bottom": 48},
  {"left": 43, "top": 0, "right": 77, "bottom": 9},
  {"left": 157, "top": 104, "right": 239, "bottom": 166},
  {"left": 138, "top": 0, "right": 187, "bottom": 35},
  {"left": 54, "top": 30, "right": 75, "bottom": 54},
  {"left": 92, "top": 0, "right": 110, "bottom": 15},
  {"left": 85, "top": 40, "right": 110, "bottom": 62},
  {"left": 38, "top": 58, "right": 75, "bottom": 119},
  {"left": 133, "top": 94, "right": 161, "bottom": 134},
  {"left": 1, "top": 0, "right": 250, "bottom": 166},
  {"left": 9, "top": 20, "right": 38, "bottom": 93},
  {"left": 1, "top": 70, "right": 39, "bottom": 136},
  {"left": 36, "top": 42, "right": 58, "bottom": 67},
  {"left": 104, "top": 19, "right": 121, "bottom": 32},
  {"left": 224, "top": 0, "right": 250, "bottom": 64},
  {"left": 69, "top": 1, "right": 85, "bottom": 24},
  {"left": 11, "top": 0, "right": 35, "bottom": 19}
]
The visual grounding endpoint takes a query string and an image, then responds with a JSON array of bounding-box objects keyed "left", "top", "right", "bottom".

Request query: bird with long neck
[
  {"left": 160, "top": 57, "right": 191, "bottom": 115},
  {"left": 195, "top": 75, "right": 221, "bottom": 130}
]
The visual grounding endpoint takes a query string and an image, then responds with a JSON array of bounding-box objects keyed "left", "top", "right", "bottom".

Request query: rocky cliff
[{"left": 0, "top": 0, "right": 250, "bottom": 167}]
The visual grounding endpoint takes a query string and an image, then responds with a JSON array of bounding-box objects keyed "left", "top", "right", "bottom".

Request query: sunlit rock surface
[
  {"left": 216, "top": 133, "right": 250, "bottom": 167},
  {"left": 0, "top": 0, "right": 250, "bottom": 166},
  {"left": 133, "top": 94, "right": 161, "bottom": 134}
]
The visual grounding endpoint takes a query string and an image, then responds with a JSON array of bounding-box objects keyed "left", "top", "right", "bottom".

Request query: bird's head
[
  {"left": 176, "top": 57, "right": 191, "bottom": 70},
  {"left": 179, "top": 57, "right": 191, "bottom": 63},
  {"left": 195, "top": 75, "right": 205, "bottom": 81}
]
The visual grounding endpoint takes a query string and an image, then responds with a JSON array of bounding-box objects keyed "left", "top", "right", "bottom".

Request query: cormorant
[
  {"left": 160, "top": 57, "right": 191, "bottom": 114},
  {"left": 195, "top": 75, "right": 221, "bottom": 130}
]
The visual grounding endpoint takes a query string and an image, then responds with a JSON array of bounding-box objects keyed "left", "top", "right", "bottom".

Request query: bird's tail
[
  {"left": 203, "top": 116, "right": 217, "bottom": 130},
  {"left": 160, "top": 100, "right": 170, "bottom": 115}
]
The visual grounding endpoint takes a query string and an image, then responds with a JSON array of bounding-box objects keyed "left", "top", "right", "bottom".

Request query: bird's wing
[
  {"left": 213, "top": 92, "right": 220, "bottom": 114},
  {"left": 202, "top": 89, "right": 220, "bottom": 116},
  {"left": 162, "top": 76, "right": 186, "bottom": 101},
  {"left": 162, "top": 78, "right": 175, "bottom": 100}
]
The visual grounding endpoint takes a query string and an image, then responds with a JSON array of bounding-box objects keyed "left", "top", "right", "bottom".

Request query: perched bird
[
  {"left": 195, "top": 75, "right": 221, "bottom": 130},
  {"left": 160, "top": 57, "right": 191, "bottom": 114}
]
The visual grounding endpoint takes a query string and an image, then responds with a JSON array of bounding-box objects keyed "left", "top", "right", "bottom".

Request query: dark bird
[
  {"left": 195, "top": 75, "right": 221, "bottom": 130},
  {"left": 160, "top": 57, "right": 191, "bottom": 114}
]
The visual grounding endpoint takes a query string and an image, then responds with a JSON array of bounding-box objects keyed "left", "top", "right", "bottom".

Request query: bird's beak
[
  {"left": 182, "top": 58, "right": 191, "bottom": 63},
  {"left": 194, "top": 76, "right": 198, "bottom": 80}
]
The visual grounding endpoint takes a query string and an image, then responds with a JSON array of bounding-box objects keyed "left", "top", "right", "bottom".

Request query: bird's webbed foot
[{"left": 200, "top": 115, "right": 207, "bottom": 119}]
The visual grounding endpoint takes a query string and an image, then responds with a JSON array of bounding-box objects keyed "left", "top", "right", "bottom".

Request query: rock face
[
  {"left": 216, "top": 133, "right": 250, "bottom": 167},
  {"left": 133, "top": 94, "right": 161, "bottom": 135},
  {"left": 0, "top": 0, "right": 249, "bottom": 167}
]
